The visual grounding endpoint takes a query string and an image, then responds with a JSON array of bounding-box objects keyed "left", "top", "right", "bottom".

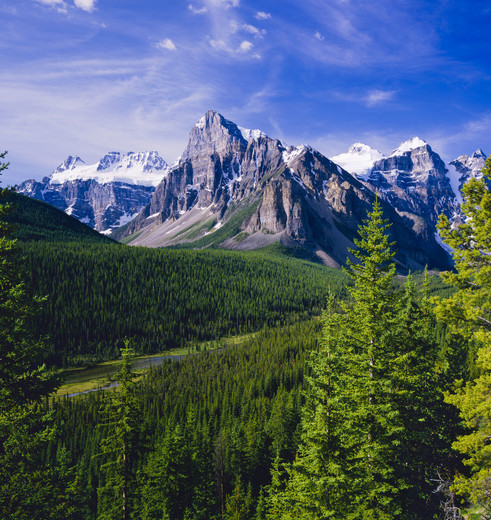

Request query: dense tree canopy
[
  {"left": 273, "top": 200, "right": 456, "bottom": 519},
  {"left": 0, "top": 152, "right": 65, "bottom": 518},
  {"left": 436, "top": 157, "right": 491, "bottom": 513}
]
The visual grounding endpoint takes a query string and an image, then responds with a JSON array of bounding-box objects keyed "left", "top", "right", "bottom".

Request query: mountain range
[
  {"left": 17, "top": 110, "right": 487, "bottom": 270},
  {"left": 18, "top": 151, "right": 169, "bottom": 233}
]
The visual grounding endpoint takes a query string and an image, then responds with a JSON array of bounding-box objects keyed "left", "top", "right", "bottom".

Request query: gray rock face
[
  {"left": 122, "top": 112, "right": 451, "bottom": 270},
  {"left": 450, "top": 149, "right": 487, "bottom": 192},
  {"left": 17, "top": 151, "right": 168, "bottom": 232},
  {"left": 364, "top": 141, "right": 459, "bottom": 232}
]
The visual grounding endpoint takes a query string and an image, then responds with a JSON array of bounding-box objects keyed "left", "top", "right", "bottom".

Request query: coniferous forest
[{"left": 1, "top": 151, "right": 491, "bottom": 519}]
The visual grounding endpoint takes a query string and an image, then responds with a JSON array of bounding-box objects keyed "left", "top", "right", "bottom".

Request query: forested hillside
[
  {"left": 6, "top": 191, "right": 113, "bottom": 243},
  {"left": 20, "top": 242, "right": 348, "bottom": 366},
  {"left": 40, "top": 320, "right": 320, "bottom": 519}
]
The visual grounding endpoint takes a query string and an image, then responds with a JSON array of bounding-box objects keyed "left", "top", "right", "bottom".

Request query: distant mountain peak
[
  {"left": 49, "top": 151, "right": 169, "bottom": 187},
  {"left": 473, "top": 148, "right": 486, "bottom": 159},
  {"left": 390, "top": 137, "right": 428, "bottom": 156},
  {"left": 330, "top": 143, "right": 384, "bottom": 178},
  {"left": 97, "top": 151, "right": 121, "bottom": 171},
  {"left": 53, "top": 155, "right": 86, "bottom": 174},
  {"left": 193, "top": 110, "right": 243, "bottom": 137}
]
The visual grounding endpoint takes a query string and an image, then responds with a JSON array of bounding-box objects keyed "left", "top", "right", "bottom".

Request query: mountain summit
[
  {"left": 115, "top": 112, "right": 453, "bottom": 270},
  {"left": 18, "top": 111, "right": 485, "bottom": 270},
  {"left": 17, "top": 151, "right": 169, "bottom": 232}
]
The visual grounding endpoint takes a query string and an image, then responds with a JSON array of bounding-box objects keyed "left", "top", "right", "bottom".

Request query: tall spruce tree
[
  {"left": 0, "top": 152, "right": 66, "bottom": 518},
  {"left": 435, "top": 157, "right": 491, "bottom": 513},
  {"left": 274, "top": 199, "right": 448, "bottom": 519},
  {"left": 97, "top": 343, "right": 140, "bottom": 520}
]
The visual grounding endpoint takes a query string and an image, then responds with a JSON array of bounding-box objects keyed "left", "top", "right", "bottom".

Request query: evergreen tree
[
  {"left": 0, "top": 152, "right": 66, "bottom": 518},
  {"left": 435, "top": 157, "right": 491, "bottom": 512},
  {"left": 276, "top": 199, "right": 448, "bottom": 519},
  {"left": 97, "top": 343, "right": 140, "bottom": 520},
  {"left": 0, "top": 151, "right": 59, "bottom": 415}
]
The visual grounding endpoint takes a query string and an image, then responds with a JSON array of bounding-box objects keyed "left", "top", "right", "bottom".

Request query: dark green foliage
[
  {"left": 5, "top": 191, "right": 113, "bottom": 244},
  {"left": 19, "top": 241, "right": 348, "bottom": 366},
  {"left": 97, "top": 345, "right": 140, "bottom": 520},
  {"left": 274, "top": 200, "right": 459, "bottom": 519},
  {"left": 0, "top": 153, "right": 69, "bottom": 519},
  {"left": 45, "top": 320, "right": 320, "bottom": 519}
]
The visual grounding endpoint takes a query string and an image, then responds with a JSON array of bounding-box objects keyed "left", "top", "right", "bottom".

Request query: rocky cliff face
[
  {"left": 364, "top": 139, "right": 459, "bottom": 233},
  {"left": 17, "top": 151, "right": 169, "bottom": 232},
  {"left": 450, "top": 149, "right": 487, "bottom": 192},
  {"left": 120, "top": 111, "right": 451, "bottom": 270}
]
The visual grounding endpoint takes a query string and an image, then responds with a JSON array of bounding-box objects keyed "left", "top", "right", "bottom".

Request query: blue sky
[{"left": 1, "top": 0, "right": 490, "bottom": 185}]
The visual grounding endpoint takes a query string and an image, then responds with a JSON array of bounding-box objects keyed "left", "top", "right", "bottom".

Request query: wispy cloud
[
  {"left": 0, "top": 56, "right": 222, "bottom": 182},
  {"left": 188, "top": 3, "right": 208, "bottom": 15},
  {"left": 327, "top": 88, "right": 397, "bottom": 107},
  {"left": 157, "top": 38, "right": 177, "bottom": 51},
  {"left": 426, "top": 113, "right": 491, "bottom": 161},
  {"left": 204, "top": 0, "right": 239, "bottom": 9},
  {"left": 34, "top": 0, "right": 68, "bottom": 13},
  {"left": 231, "top": 21, "right": 265, "bottom": 37},
  {"left": 34, "top": 0, "right": 97, "bottom": 13},
  {"left": 366, "top": 89, "right": 396, "bottom": 107},
  {"left": 270, "top": 0, "right": 441, "bottom": 70},
  {"left": 199, "top": 0, "right": 266, "bottom": 58},
  {"left": 255, "top": 11, "right": 271, "bottom": 20}
]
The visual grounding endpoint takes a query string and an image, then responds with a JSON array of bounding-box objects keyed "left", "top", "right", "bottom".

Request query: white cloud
[
  {"left": 34, "top": 0, "right": 97, "bottom": 13},
  {"left": 157, "top": 38, "right": 177, "bottom": 51},
  {"left": 426, "top": 113, "right": 491, "bottom": 161},
  {"left": 73, "top": 0, "right": 96, "bottom": 12},
  {"left": 314, "top": 31, "right": 325, "bottom": 41},
  {"left": 0, "top": 56, "right": 220, "bottom": 185},
  {"left": 239, "top": 40, "right": 253, "bottom": 52},
  {"left": 209, "top": 39, "right": 228, "bottom": 51},
  {"left": 230, "top": 20, "right": 265, "bottom": 38},
  {"left": 366, "top": 89, "right": 396, "bottom": 107},
  {"left": 255, "top": 11, "right": 271, "bottom": 20},
  {"left": 188, "top": 3, "right": 208, "bottom": 14}
]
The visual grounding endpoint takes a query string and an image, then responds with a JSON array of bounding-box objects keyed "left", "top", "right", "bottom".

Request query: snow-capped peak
[
  {"left": 330, "top": 143, "right": 384, "bottom": 179},
  {"left": 472, "top": 148, "right": 486, "bottom": 159},
  {"left": 53, "top": 155, "right": 86, "bottom": 174},
  {"left": 49, "top": 151, "right": 169, "bottom": 187},
  {"left": 390, "top": 137, "right": 428, "bottom": 156},
  {"left": 237, "top": 126, "right": 267, "bottom": 141}
]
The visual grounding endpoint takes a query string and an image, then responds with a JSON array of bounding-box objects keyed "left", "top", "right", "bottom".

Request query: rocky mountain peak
[
  {"left": 97, "top": 152, "right": 122, "bottom": 171},
  {"left": 450, "top": 148, "right": 487, "bottom": 193},
  {"left": 115, "top": 151, "right": 168, "bottom": 172},
  {"left": 472, "top": 148, "right": 486, "bottom": 159},
  {"left": 390, "top": 137, "right": 428, "bottom": 156},
  {"left": 53, "top": 155, "right": 86, "bottom": 174}
]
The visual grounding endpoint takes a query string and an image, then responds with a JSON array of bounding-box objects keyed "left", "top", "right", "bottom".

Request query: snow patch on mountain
[
  {"left": 50, "top": 151, "right": 169, "bottom": 187},
  {"left": 238, "top": 126, "right": 267, "bottom": 141},
  {"left": 282, "top": 145, "right": 308, "bottom": 165},
  {"left": 330, "top": 143, "right": 385, "bottom": 179},
  {"left": 390, "top": 137, "right": 427, "bottom": 156},
  {"left": 53, "top": 155, "right": 86, "bottom": 173}
]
